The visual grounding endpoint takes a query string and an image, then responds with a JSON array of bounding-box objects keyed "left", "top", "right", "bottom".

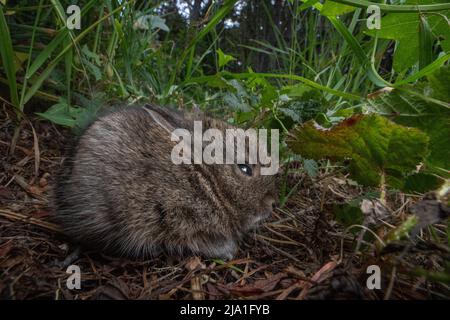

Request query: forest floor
[{"left": 0, "top": 108, "right": 449, "bottom": 300}]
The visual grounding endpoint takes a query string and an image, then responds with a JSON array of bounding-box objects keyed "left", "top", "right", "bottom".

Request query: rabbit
[{"left": 52, "top": 104, "right": 279, "bottom": 260}]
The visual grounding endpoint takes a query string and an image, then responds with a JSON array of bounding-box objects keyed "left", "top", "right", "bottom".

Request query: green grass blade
[
  {"left": 330, "top": 0, "right": 450, "bottom": 13},
  {"left": 0, "top": 5, "right": 19, "bottom": 108},
  {"left": 185, "top": 71, "right": 361, "bottom": 101},
  {"left": 26, "top": 0, "right": 98, "bottom": 79},
  {"left": 23, "top": 2, "right": 129, "bottom": 105},
  {"left": 172, "top": 0, "right": 237, "bottom": 83},
  {"left": 300, "top": 0, "right": 390, "bottom": 88},
  {"left": 19, "top": 0, "right": 44, "bottom": 110},
  {"left": 26, "top": 28, "right": 67, "bottom": 79},
  {"left": 395, "top": 53, "right": 450, "bottom": 86},
  {"left": 419, "top": 14, "right": 434, "bottom": 70}
]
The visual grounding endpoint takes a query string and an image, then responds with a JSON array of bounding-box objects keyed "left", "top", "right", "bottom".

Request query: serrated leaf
[
  {"left": 404, "top": 173, "right": 445, "bottom": 193},
  {"left": 83, "top": 58, "right": 102, "bottom": 81},
  {"left": 287, "top": 114, "right": 429, "bottom": 187},
  {"left": 303, "top": 159, "right": 318, "bottom": 178},
  {"left": 279, "top": 108, "right": 300, "bottom": 122},
  {"left": 36, "top": 98, "right": 82, "bottom": 127},
  {"left": 81, "top": 45, "right": 101, "bottom": 65},
  {"left": 223, "top": 92, "right": 250, "bottom": 111}
]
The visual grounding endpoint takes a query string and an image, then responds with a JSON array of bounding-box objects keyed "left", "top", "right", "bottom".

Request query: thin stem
[{"left": 331, "top": 0, "right": 450, "bottom": 13}]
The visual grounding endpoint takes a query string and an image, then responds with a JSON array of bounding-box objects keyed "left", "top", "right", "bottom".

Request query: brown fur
[{"left": 53, "top": 104, "right": 278, "bottom": 259}]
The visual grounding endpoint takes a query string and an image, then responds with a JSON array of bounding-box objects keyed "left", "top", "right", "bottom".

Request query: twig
[{"left": 0, "top": 209, "right": 62, "bottom": 233}]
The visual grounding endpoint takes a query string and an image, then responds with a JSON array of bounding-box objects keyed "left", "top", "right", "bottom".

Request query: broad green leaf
[
  {"left": 404, "top": 173, "right": 445, "bottom": 193},
  {"left": 287, "top": 114, "right": 429, "bottom": 187},
  {"left": 367, "top": 65, "right": 450, "bottom": 170},
  {"left": 36, "top": 98, "right": 82, "bottom": 127},
  {"left": 321, "top": 0, "right": 356, "bottom": 16},
  {"left": 217, "top": 48, "right": 236, "bottom": 68},
  {"left": 365, "top": 0, "right": 450, "bottom": 72}
]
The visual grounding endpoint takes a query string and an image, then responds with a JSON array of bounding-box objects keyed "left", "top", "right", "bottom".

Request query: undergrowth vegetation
[{"left": 0, "top": 0, "right": 449, "bottom": 291}]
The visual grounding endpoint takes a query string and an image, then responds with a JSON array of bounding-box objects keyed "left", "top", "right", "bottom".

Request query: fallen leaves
[{"left": 227, "top": 272, "right": 287, "bottom": 297}]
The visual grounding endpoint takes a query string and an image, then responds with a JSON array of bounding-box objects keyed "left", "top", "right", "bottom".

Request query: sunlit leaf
[
  {"left": 217, "top": 48, "right": 236, "bottom": 68},
  {"left": 321, "top": 0, "right": 356, "bottom": 16},
  {"left": 287, "top": 114, "right": 429, "bottom": 187}
]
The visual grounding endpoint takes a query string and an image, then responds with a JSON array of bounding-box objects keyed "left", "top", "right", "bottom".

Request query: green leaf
[
  {"left": 36, "top": 98, "right": 82, "bottom": 127},
  {"left": 279, "top": 108, "right": 300, "bottom": 122},
  {"left": 303, "top": 159, "right": 319, "bottom": 178},
  {"left": 217, "top": 48, "right": 236, "bottom": 68},
  {"left": 82, "top": 45, "right": 101, "bottom": 65},
  {"left": 223, "top": 92, "right": 250, "bottom": 111},
  {"left": 385, "top": 215, "right": 418, "bottom": 243},
  {"left": 368, "top": 65, "right": 450, "bottom": 170},
  {"left": 0, "top": 5, "right": 19, "bottom": 108},
  {"left": 419, "top": 14, "right": 434, "bottom": 70},
  {"left": 364, "top": 0, "right": 450, "bottom": 72},
  {"left": 149, "top": 15, "right": 169, "bottom": 32},
  {"left": 404, "top": 173, "right": 445, "bottom": 193},
  {"left": 83, "top": 58, "right": 102, "bottom": 81},
  {"left": 134, "top": 14, "right": 170, "bottom": 32},
  {"left": 298, "top": 0, "right": 389, "bottom": 87},
  {"left": 187, "top": 71, "right": 361, "bottom": 101},
  {"left": 287, "top": 114, "right": 429, "bottom": 187},
  {"left": 333, "top": 202, "right": 364, "bottom": 229},
  {"left": 321, "top": 0, "right": 356, "bottom": 16}
]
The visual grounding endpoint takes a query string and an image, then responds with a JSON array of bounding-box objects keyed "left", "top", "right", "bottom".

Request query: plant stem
[{"left": 331, "top": 0, "right": 450, "bottom": 13}]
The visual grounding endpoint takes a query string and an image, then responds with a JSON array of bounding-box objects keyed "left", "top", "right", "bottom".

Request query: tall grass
[{"left": 0, "top": 0, "right": 448, "bottom": 127}]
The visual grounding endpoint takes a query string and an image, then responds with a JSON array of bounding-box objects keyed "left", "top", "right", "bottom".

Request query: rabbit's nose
[
  {"left": 272, "top": 201, "right": 278, "bottom": 210},
  {"left": 264, "top": 196, "right": 278, "bottom": 210}
]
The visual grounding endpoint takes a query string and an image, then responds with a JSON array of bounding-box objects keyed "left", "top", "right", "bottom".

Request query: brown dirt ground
[{"left": 1, "top": 107, "right": 449, "bottom": 300}]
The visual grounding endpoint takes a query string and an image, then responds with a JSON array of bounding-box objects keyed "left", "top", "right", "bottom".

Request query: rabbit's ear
[{"left": 143, "top": 105, "right": 175, "bottom": 134}]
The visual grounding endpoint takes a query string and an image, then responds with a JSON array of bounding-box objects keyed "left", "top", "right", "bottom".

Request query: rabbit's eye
[{"left": 238, "top": 164, "right": 252, "bottom": 176}]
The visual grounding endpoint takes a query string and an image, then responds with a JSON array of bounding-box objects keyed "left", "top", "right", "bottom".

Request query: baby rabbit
[{"left": 53, "top": 104, "right": 278, "bottom": 260}]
